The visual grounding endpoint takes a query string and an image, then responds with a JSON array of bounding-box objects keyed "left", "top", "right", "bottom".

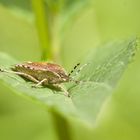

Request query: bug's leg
[
  {"left": 15, "top": 72, "right": 39, "bottom": 83},
  {"left": 0, "top": 68, "right": 7, "bottom": 72},
  {"left": 0, "top": 68, "right": 39, "bottom": 83},
  {"left": 53, "top": 84, "right": 70, "bottom": 97},
  {"left": 32, "top": 78, "right": 48, "bottom": 88}
]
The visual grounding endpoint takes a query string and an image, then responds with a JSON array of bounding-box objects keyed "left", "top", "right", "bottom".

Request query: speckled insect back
[
  {"left": 0, "top": 61, "right": 88, "bottom": 97},
  {"left": 12, "top": 62, "right": 70, "bottom": 84}
]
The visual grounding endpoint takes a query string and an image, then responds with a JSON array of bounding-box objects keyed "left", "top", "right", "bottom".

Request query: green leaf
[
  {"left": 0, "top": 38, "right": 138, "bottom": 124},
  {"left": 0, "top": 0, "right": 31, "bottom": 11},
  {"left": 0, "top": 1, "right": 33, "bottom": 22},
  {"left": 45, "top": 0, "right": 93, "bottom": 36},
  {"left": 68, "top": 38, "right": 138, "bottom": 122},
  {"left": 45, "top": 0, "right": 90, "bottom": 13}
]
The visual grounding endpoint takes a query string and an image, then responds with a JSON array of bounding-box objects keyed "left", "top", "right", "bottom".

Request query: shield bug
[{"left": 0, "top": 62, "right": 88, "bottom": 97}]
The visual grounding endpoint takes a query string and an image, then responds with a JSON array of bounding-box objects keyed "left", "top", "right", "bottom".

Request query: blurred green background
[{"left": 0, "top": 0, "right": 140, "bottom": 140}]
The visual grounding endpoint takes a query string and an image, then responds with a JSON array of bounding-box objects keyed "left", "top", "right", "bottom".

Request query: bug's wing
[{"left": 44, "top": 70, "right": 61, "bottom": 79}]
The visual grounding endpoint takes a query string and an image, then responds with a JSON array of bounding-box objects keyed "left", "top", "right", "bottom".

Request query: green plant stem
[
  {"left": 51, "top": 110, "right": 72, "bottom": 140},
  {"left": 31, "top": 0, "right": 53, "bottom": 60}
]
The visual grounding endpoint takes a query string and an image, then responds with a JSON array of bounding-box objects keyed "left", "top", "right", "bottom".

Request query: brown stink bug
[{"left": 0, "top": 62, "right": 88, "bottom": 97}]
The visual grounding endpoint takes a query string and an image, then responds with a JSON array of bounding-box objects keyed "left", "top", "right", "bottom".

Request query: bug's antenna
[
  {"left": 68, "top": 63, "right": 80, "bottom": 77},
  {"left": 74, "top": 63, "right": 88, "bottom": 77},
  {"left": 69, "top": 63, "right": 89, "bottom": 82}
]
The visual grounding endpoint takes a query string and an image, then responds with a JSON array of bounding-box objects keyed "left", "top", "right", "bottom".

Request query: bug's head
[{"left": 59, "top": 72, "right": 70, "bottom": 82}]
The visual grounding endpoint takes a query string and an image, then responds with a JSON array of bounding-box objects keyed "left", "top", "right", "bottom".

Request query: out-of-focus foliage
[
  {"left": 45, "top": 0, "right": 89, "bottom": 12},
  {"left": 0, "top": 0, "right": 140, "bottom": 140},
  {"left": 0, "top": 39, "right": 137, "bottom": 125}
]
